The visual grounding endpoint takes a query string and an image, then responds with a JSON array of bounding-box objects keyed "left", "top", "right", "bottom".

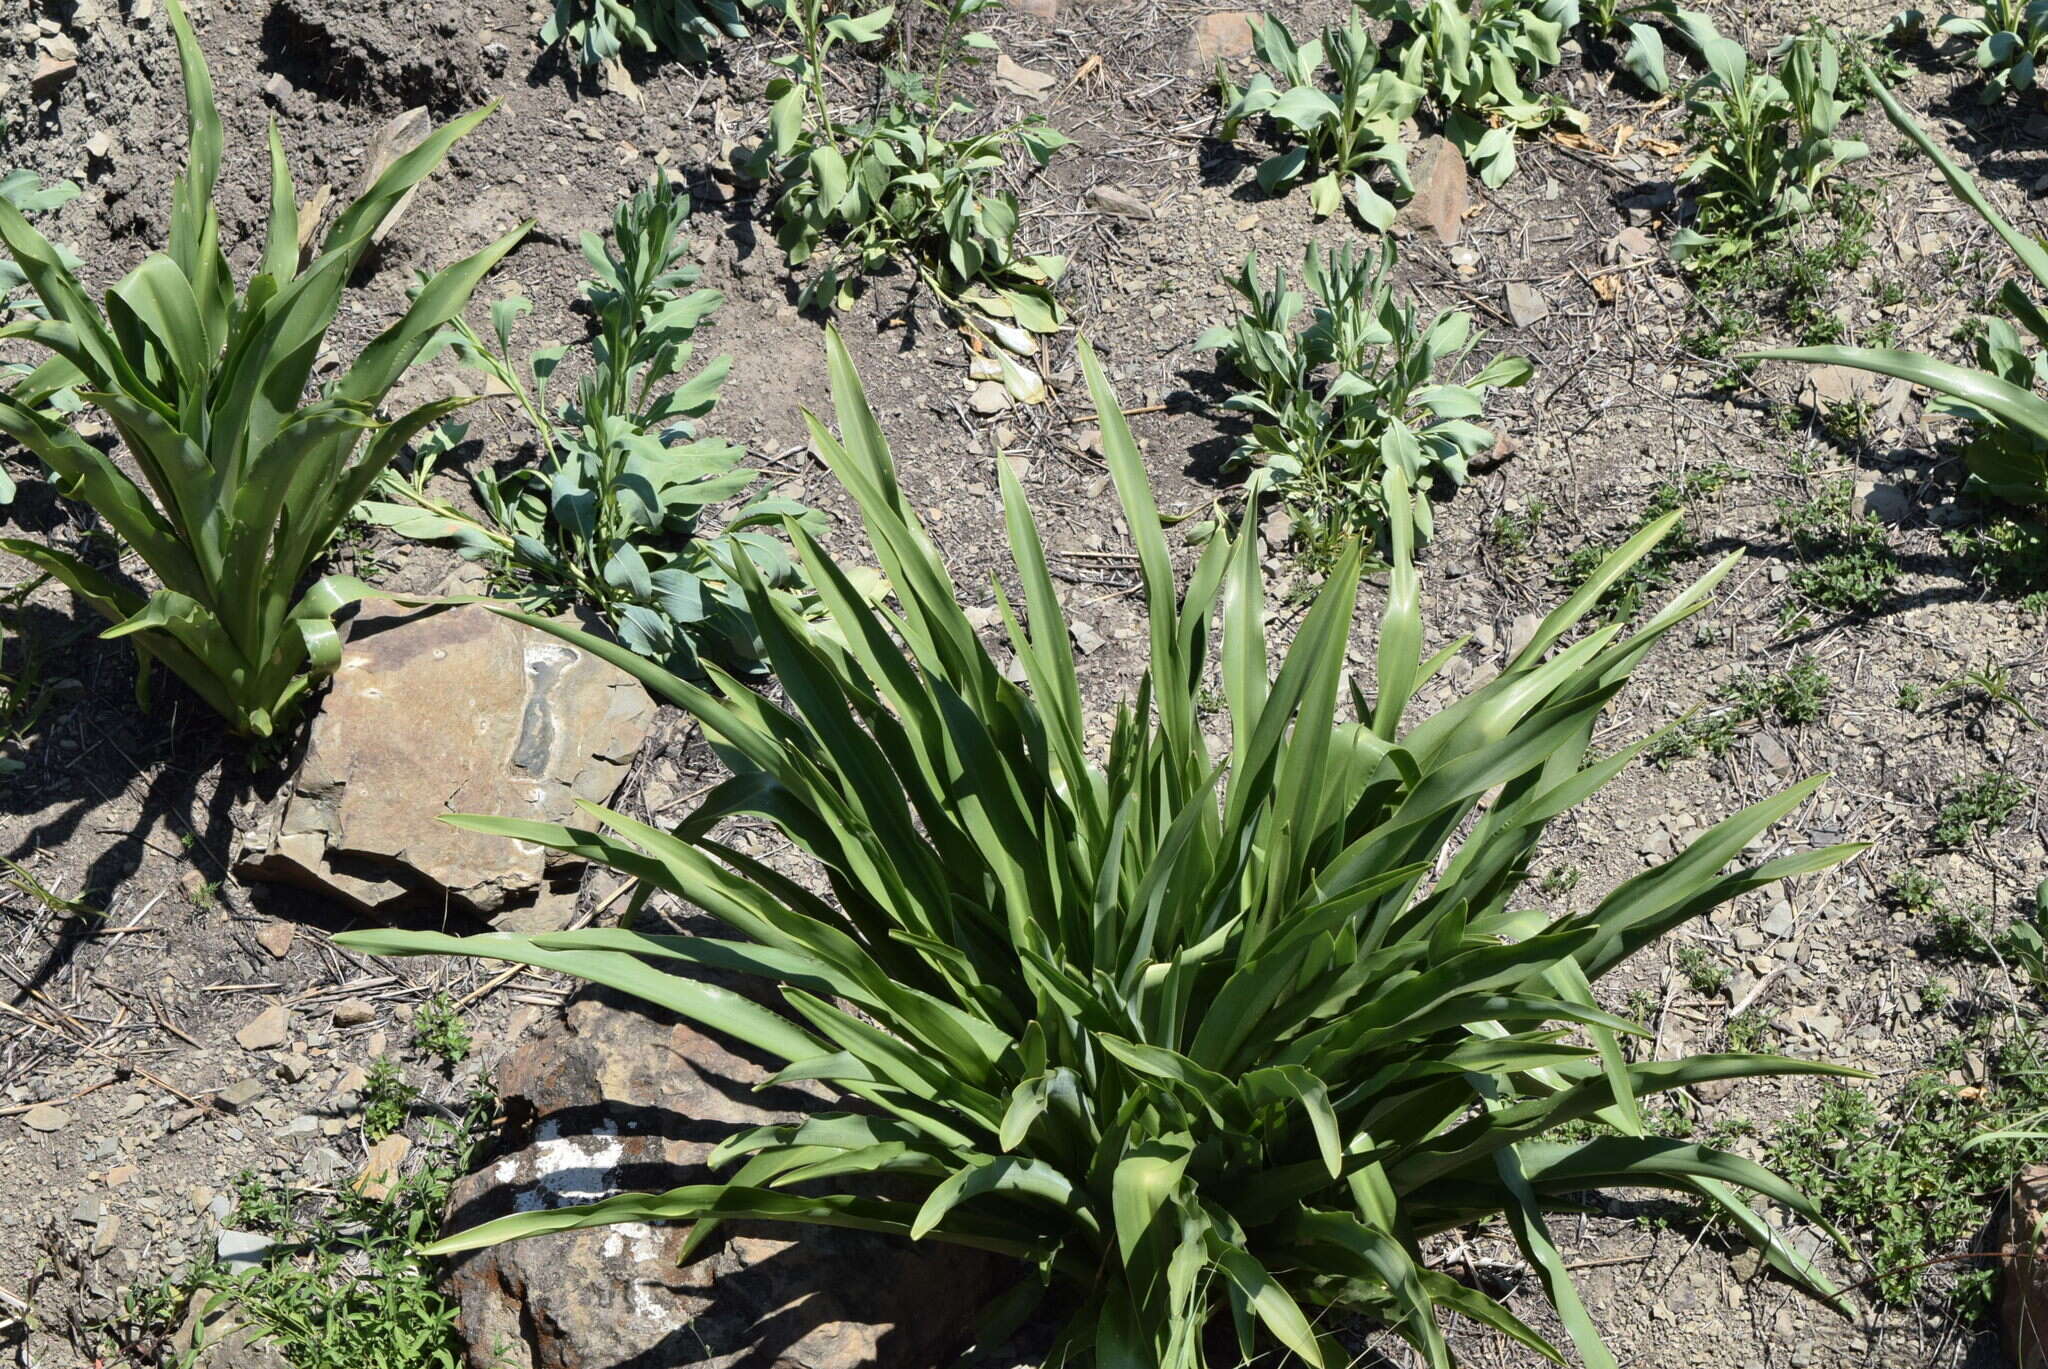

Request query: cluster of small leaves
[
  {"left": 744, "top": 0, "right": 1069, "bottom": 330},
  {"left": 411, "top": 994, "right": 473, "bottom": 1067},
  {"left": 1946, "top": 515, "right": 2048, "bottom": 597},
  {"left": 366, "top": 179, "right": 816, "bottom": 678},
  {"left": 1894, "top": 1, "right": 2048, "bottom": 103},
  {"left": 1676, "top": 943, "right": 1730, "bottom": 995},
  {"left": 542, "top": 0, "right": 750, "bottom": 67},
  {"left": 1360, "top": 0, "right": 1586, "bottom": 186},
  {"left": 1931, "top": 769, "right": 2033, "bottom": 847},
  {"left": 1674, "top": 30, "right": 1867, "bottom": 266},
  {"left": 1199, "top": 240, "right": 1532, "bottom": 549},
  {"left": 361, "top": 1058, "right": 417, "bottom": 1143},
  {"left": 1216, "top": 16, "right": 1421, "bottom": 228},
  {"left": 1685, "top": 189, "right": 1875, "bottom": 361},
  {"left": 1646, "top": 655, "right": 1831, "bottom": 763},
  {"left": 1547, "top": 0, "right": 1722, "bottom": 93},
  {"left": 1556, "top": 464, "right": 1741, "bottom": 619},
  {"left": 1768, "top": 1031, "right": 2048, "bottom": 1309},
  {"left": 1775, "top": 482, "right": 1901, "bottom": 615},
  {"left": 105, "top": 1090, "right": 495, "bottom": 1369}
]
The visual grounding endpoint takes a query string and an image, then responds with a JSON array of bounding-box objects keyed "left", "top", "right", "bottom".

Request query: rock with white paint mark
[
  {"left": 439, "top": 988, "right": 1012, "bottom": 1369},
  {"left": 235, "top": 603, "right": 655, "bottom": 932}
]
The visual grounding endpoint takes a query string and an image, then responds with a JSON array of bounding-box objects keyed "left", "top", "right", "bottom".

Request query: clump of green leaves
[
  {"left": 1673, "top": 30, "right": 1867, "bottom": 266},
  {"left": 1684, "top": 189, "right": 1874, "bottom": 361},
  {"left": 1749, "top": 65, "right": 2048, "bottom": 507},
  {"left": 1946, "top": 515, "right": 2048, "bottom": 596},
  {"left": 1557, "top": 464, "right": 1741, "bottom": 620},
  {"left": 106, "top": 1089, "right": 493, "bottom": 1369},
  {"left": 412, "top": 994, "right": 472, "bottom": 1067},
  {"left": 744, "top": 0, "right": 1069, "bottom": 330},
  {"left": 1894, "top": 2, "right": 2048, "bottom": 103},
  {"left": 0, "top": 1, "right": 524, "bottom": 738},
  {"left": 1775, "top": 482, "right": 1900, "bottom": 615},
  {"left": 1770, "top": 1032, "right": 2048, "bottom": 1309},
  {"left": 1647, "top": 655, "right": 1832, "bottom": 763},
  {"left": 1546, "top": 0, "right": 1722, "bottom": 93},
  {"left": 1931, "top": 769, "right": 2032, "bottom": 847},
  {"left": 1199, "top": 240, "right": 1531, "bottom": 549},
  {"left": 1363, "top": 0, "right": 1586, "bottom": 186},
  {"left": 365, "top": 179, "right": 814, "bottom": 677},
  {"left": 1676, "top": 943, "right": 1730, "bottom": 994},
  {"left": 341, "top": 327, "right": 1860, "bottom": 1369},
  {"left": 361, "top": 1058, "right": 417, "bottom": 1143},
  {"left": 544, "top": 0, "right": 749, "bottom": 67},
  {"left": 1888, "top": 867, "right": 1946, "bottom": 916},
  {"left": 1487, "top": 500, "right": 1546, "bottom": 558},
  {"left": 1216, "top": 15, "right": 1421, "bottom": 228}
]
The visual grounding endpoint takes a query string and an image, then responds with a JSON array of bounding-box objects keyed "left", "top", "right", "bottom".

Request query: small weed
[
  {"left": 1932, "top": 770, "right": 2032, "bottom": 847},
  {"left": 361, "top": 1058, "right": 417, "bottom": 1143},
  {"left": 412, "top": 994, "right": 473, "bottom": 1067},
  {"left": 1888, "top": 868, "right": 1947, "bottom": 917},
  {"left": 1896, "top": 682, "right": 1924, "bottom": 712},
  {"left": 1725, "top": 1008, "right": 1771, "bottom": 1052},
  {"left": 1677, "top": 944, "right": 1731, "bottom": 995},
  {"left": 1648, "top": 655, "right": 1831, "bottom": 763},
  {"left": 1946, "top": 516, "right": 2048, "bottom": 600},
  {"left": 1539, "top": 865, "right": 1581, "bottom": 896},
  {"left": 1487, "top": 500, "right": 1547, "bottom": 558},
  {"left": 104, "top": 1087, "right": 496, "bottom": 1369},
  {"left": 1768, "top": 1030, "right": 2048, "bottom": 1309},
  {"left": 1558, "top": 465, "right": 1743, "bottom": 621},
  {"left": 1776, "top": 483, "right": 1901, "bottom": 615},
  {"left": 1922, "top": 977, "right": 1953, "bottom": 1011}
]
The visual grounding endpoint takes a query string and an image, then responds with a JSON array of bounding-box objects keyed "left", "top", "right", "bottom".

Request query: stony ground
[{"left": 2, "top": 0, "right": 2048, "bottom": 1364}]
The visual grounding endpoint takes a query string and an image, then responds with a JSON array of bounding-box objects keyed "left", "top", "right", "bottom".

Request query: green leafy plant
[
  {"left": 1771, "top": 1031, "right": 2048, "bottom": 1309},
  {"left": 1199, "top": 241, "right": 1531, "bottom": 548},
  {"left": 1931, "top": 769, "right": 2032, "bottom": 847},
  {"left": 1216, "top": 15, "right": 1422, "bottom": 228},
  {"left": 338, "top": 327, "right": 1860, "bottom": 1369},
  {"left": 361, "top": 1058, "right": 418, "bottom": 1143},
  {"left": 363, "top": 179, "right": 810, "bottom": 677},
  {"left": 412, "top": 993, "right": 473, "bottom": 1066},
  {"left": 0, "top": 0, "right": 525, "bottom": 739},
  {"left": 1676, "top": 943, "right": 1729, "bottom": 994},
  {"left": 1647, "top": 656, "right": 1831, "bottom": 763},
  {"left": 1362, "top": 0, "right": 1587, "bottom": 187},
  {"left": 1749, "top": 64, "right": 2048, "bottom": 506},
  {"left": 544, "top": 0, "right": 750, "bottom": 67},
  {"left": 745, "top": 0, "right": 1070, "bottom": 330},
  {"left": 1543, "top": 0, "right": 1721, "bottom": 93},
  {"left": 1775, "top": 483, "right": 1900, "bottom": 615},
  {"left": 105, "top": 1088, "right": 493, "bottom": 1369},
  {"left": 0, "top": 171, "right": 83, "bottom": 504},
  {"left": 1672, "top": 31, "right": 1867, "bottom": 265},
  {"left": 1893, "top": 1, "right": 2048, "bottom": 102}
]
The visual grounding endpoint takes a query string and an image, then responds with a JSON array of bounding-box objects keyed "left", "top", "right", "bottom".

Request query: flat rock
[
  {"left": 1183, "top": 11, "right": 1255, "bottom": 72},
  {"left": 1085, "top": 184, "right": 1154, "bottom": 219},
  {"left": 236, "top": 1004, "right": 289, "bottom": 1052},
  {"left": 993, "top": 53, "right": 1056, "bottom": 101},
  {"left": 22, "top": 1103, "right": 71, "bottom": 1132},
  {"left": 236, "top": 603, "right": 656, "bottom": 932},
  {"left": 439, "top": 986, "right": 1013, "bottom": 1369},
  {"left": 255, "top": 923, "right": 295, "bottom": 959},
  {"left": 1505, "top": 281, "right": 1549, "bottom": 329},
  {"left": 1394, "top": 136, "right": 1468, "bottom": 247}
]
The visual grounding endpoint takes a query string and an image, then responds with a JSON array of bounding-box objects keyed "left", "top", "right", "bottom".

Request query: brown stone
[
  {"left": 31, "top": 52, "right": 78, "bottom": 97},
  {"left": 439, "top": 987, "right": 1014, "bottom": 1369},
  {"left": 1394, "top": 136, "right": 1468, "bottom": 247},
  {"left": 236, "top": 603, "right": 655, "bottom": 931},
  {"left": 355, "top": 1133, "right": 412, "bottom": 1201},
  {"left": 1184, "top": 11, "right": 1255, "bottom": 72},
  {"left": 2005, "top": 1166, "right": 2048, "bottom": 1368},
  {"left": 236, "top": 1004, "right": 290, "bottom": 1052},
  {"left": 255, "top": 922, "right": 295, "bottom": 959}
]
